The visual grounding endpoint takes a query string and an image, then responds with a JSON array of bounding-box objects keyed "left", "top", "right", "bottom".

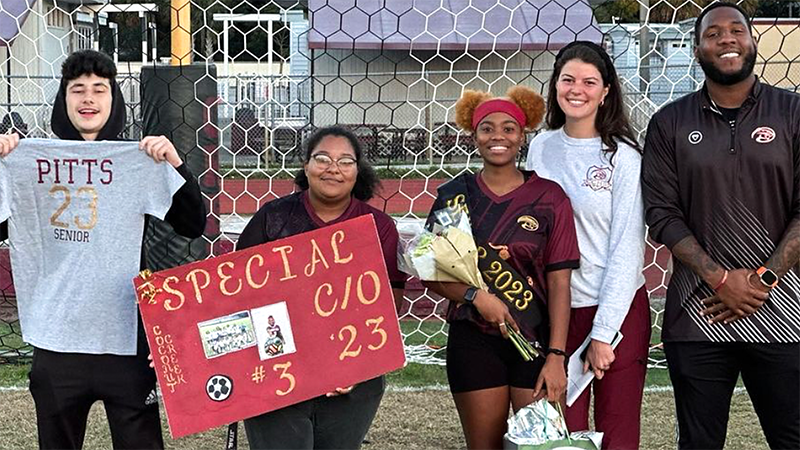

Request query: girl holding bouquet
[
  {"left": 424, "top": 86, "right": 580, "bottom": 449},
  {"left": 526, "top": 41, "right": 650, "bottom": 449},
  {"left": 237, "top": 126, "right": 405, "bottom": 449}
]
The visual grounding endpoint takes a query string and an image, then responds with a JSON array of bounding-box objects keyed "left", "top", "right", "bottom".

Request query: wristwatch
[
  {"left": 463, "top": 287, "right": 478, "bottom": 305},
  {"left": 756, "top": 266, "right": 779, "bottom": 289}
]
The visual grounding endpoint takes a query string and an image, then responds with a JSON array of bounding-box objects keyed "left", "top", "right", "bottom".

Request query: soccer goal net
[{"left": 1, "top": 0, "right": 797, "bottom": 367}]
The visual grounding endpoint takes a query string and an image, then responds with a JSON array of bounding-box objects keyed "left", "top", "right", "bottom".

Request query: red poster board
[{"left": 133, "top": 215, "right": 405, "bottom": 438}]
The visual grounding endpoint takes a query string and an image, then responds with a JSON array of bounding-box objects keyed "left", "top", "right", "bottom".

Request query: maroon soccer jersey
[
  {"left": 428, "top": 171, "right": 580, "bottom": 341},
  {"left": 237, "top": 191, "right": 406, "bottom": 289}
]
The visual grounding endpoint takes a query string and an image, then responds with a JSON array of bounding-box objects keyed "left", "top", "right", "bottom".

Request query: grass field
[
  {"left": 0, "top": 345, "right": 763, "bottom": 449},
  {"left": 0, "top": 319, "right": 768, "bottom": 449},
  {"left": 0, "top": 362, "right": 768, "bottom": 449},
  {"left": 0, "top": 320, "right": 29, "bottom": 361}
]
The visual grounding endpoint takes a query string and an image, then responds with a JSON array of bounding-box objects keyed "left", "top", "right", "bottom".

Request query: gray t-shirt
[{"left": 0, "top": 139, "right": 185, "bottom": 355}]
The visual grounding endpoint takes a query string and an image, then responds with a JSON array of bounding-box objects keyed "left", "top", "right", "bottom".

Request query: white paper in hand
[{"left": 566, "top": 332, "right": 623, "bottom": 407}]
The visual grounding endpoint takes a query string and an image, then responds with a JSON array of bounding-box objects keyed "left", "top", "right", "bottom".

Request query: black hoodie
[
  {"left": 50, "top": 77, "right": 127, "bottom": 141},
  {"left": 0, "top": 76, "right": 206, "bottom": 247}
]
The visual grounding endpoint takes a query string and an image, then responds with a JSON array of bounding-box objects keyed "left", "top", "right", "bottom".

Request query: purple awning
[
  {"left": 0, "top": 0, "right": 35, "bottom": 46},
  {"left": 308, "top": 0, "right": 601, "bottom": 51}
]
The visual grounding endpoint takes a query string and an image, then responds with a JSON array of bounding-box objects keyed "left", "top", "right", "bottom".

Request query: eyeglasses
[{"left": 310, "top": 153, "right": 358, "bottom": 171}]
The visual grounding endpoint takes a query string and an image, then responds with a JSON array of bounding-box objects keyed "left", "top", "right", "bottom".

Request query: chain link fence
[{"left": 1, "top": 0, "right": 799, "bottom": 365}]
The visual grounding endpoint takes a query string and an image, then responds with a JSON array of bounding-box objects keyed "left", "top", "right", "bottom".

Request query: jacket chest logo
[
  {"left": 688, "top": 130, "right": 703, "bottom": 144},
  {"left": 751, "top": 126, "right": 775, "bottom": 143},
  {"left": 582, "top": 165, "right": 613, "bottom": 192}
]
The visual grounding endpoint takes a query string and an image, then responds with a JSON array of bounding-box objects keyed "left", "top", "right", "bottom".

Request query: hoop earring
[{"left": 600, "top": 99, "right": 605, "bottom": 107}]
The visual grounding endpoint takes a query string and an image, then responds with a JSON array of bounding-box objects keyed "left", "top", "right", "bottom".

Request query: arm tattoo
[
  {"left": 766, "top": 218, "right": 800, "bottom": 278},
  {"left": 671, "top": 236, "right": 724, "bottom": 285}
]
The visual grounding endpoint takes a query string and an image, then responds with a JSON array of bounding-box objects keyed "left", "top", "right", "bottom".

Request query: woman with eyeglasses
[{"left": 237, "top": 126, "right": 406, "bottom": 450}]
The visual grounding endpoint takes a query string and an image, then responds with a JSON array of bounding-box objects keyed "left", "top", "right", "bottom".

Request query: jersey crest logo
[
  {"left": 517, "top": 215, "right": 539, "bottom": 232},
  {"left": 751, "top": 126, "right": 775, "bottom": 143},
  {"left": 688, "top": 130, "right": 703, "bottom": 144},
  {"left": 582, "top": 165, "right": 613, "bottom": 191}
]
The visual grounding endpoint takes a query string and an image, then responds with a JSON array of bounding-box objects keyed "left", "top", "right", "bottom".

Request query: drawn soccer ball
[{"left": 206, "top": 374, "right": 233, "bottom": 402}]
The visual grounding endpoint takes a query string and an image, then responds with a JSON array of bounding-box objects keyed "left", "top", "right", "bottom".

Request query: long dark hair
[
  {"left": 294, "top": 126, "right": 381, "bottom": 201},
  {"left": 545, "top": 41, "right": 642, "bottom": 159}
]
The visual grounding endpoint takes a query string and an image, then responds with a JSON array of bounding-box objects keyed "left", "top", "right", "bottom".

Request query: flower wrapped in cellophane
[
  {"left": 399, "top": 207, "right": 538, "bottom": 361},
  {"left": 504, "top": 399, "right": 603, "bottom": 450},
  {"left": 399, "top": 207, "right": 487, "bottom": 291}
]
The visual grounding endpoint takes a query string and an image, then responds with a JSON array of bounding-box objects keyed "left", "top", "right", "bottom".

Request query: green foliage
[
  {"left": 756, "top": 0, "right": 800, "bottom": 17},
  {"left": 591, "top": 0, "right": 762, "bottom": 24},
  {"left": 592, "top": 0, "right": 640, "bottom": 23},
  {"left": 110, "top": 0, "right": 290, "bottom": 62}
]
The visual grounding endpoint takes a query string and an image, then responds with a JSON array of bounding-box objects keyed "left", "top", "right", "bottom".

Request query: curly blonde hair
[{"left": 454, "top": 86, "right": 544, "bottom": 132}]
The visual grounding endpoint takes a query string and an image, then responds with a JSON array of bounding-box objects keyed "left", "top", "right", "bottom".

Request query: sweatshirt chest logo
[
  {"left": 582, "top": 165, "right": 612, "bottom": 192},
  {"left": 688, "top": 130, "right": 703, "bottom": 144},
  {"left": 751, "top": 126, "right": 775, "bottom": 143}
]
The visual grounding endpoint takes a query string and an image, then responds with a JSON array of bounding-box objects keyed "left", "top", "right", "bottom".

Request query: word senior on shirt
[{"left": 36, "top": 157, "right": 114, "bottom": 244}]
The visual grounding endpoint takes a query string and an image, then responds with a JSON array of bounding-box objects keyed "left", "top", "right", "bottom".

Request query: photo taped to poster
[
  {"left": 198, "top": 310, "right": 257, "bottom": 359},
  {"left": 252, "top": 301, "right": 296, "bottom": 361}
]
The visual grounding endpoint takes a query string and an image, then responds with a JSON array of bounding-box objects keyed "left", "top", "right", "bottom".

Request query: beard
[{"left": 698, "top": 48, "right": 756, "bottom": 85}]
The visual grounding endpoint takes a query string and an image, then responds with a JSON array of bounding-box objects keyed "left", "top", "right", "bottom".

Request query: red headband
[{"left": 471, "top": 98, "right": 527, "bottom": 130}]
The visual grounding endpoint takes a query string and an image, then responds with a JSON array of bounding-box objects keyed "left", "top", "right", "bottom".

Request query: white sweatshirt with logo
[{"left": 526, "top": 128, "right": 646, "bottom": 344}]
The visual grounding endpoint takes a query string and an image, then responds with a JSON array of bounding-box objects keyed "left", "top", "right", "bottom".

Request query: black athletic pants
[
  {"left": 28, "top": 347, "right": 163, "bottom": 449},
  {"left": 665, "top": 341, "right": 799, "bottom": 450},
  {"left": 243, "top": 376, "right": 385, "bottom": 450}
]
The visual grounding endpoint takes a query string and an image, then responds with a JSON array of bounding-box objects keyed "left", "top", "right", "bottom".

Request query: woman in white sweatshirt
[{"left": 526, "top": 41, "right": 650, "bottom": 450}]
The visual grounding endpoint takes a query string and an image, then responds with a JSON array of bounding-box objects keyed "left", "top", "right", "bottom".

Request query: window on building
[
  {"left": 72, "top": 25, "right": 93, "bottom": 51},
  {"left": 46, "top": 2, "right": 68, "bottom": 29}
]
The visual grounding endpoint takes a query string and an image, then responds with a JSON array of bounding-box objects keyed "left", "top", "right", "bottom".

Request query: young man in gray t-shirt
[{"left": 0, "top": 50, "right": 206, "bottom": 449}]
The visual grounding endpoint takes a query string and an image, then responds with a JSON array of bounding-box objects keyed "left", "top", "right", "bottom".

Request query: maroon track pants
[{"left": 565, "top": 286, "right": 651, "bottom": 450}]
